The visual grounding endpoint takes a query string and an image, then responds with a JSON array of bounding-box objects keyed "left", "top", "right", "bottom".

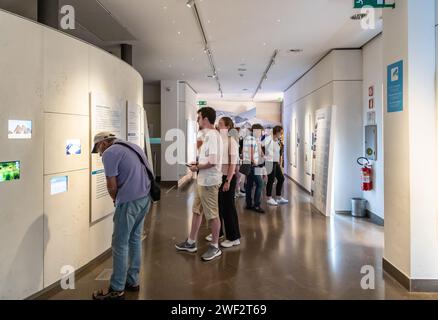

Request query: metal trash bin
[{"left": 351, "top": 198, "right": 367, "bottom": 217}]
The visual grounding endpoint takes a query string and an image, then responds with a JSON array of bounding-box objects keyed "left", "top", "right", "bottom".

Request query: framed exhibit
[
  {"left": 8, "top": 120, "right": 32, "bottom": 139},
  {"left": 50, "top": 176, "right": 68, "bottom": 195},
  {"left": 305, "top": 113, "right": 313, "bottom": 176},
  {"left": 66, "top": 139, "right": 82, "bottom": 155},
  {"left": 89, "top": 92, "right": 126, "bottom": 223},
  {"left": 0, "top": 161, "right": 20, "bottom": 182},
  {"left": 311, "top": 107, "right": 332, "bottom": 216},
  {"left": 127, "top": 101, "right": 142, "bottom": 147}
]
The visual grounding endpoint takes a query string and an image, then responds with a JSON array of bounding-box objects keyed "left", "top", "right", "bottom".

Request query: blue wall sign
[{"left": 387, "top": 60, "right": 403, "bottom": 113}]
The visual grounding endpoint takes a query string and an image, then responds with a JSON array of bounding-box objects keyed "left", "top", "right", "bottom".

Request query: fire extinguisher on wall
[{"left": 357, "top": 157, "right": 373, "bottom": 191}]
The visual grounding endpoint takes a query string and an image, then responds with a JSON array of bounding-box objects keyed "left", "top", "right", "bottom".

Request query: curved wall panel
[{"left": 0, "top": 9, "right": 143, "bottom": 299}]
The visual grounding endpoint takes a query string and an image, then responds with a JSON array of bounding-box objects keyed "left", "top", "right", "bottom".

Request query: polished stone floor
[{"left": 40, "top": 180, "right": 438, "bottom": 300}]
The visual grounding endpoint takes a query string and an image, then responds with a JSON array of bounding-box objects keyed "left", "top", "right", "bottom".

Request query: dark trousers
[
  {"left": 218, "top": 175, "right": 241, "bottom": 241},
  {"left": 246, "top": 167, "right": 264, "bottom": 208},
  {"left": 266, "top": 162, "right": 285, "bottom": 197}
]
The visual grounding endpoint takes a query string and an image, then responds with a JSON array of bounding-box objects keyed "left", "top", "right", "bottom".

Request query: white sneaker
[
  {"left": 276, "top": 197, "right": 289, "bottom": 205},
  {"left": 236, "top": 191, "right": 246, "bottom": 198},
  {"left": 205, "top": 234, "right": 224, "bottom": 242},
  {"left": 267, "top": 198, "right": 278, "bottom": 206},
  {"left": 220, "top": 239, "right": 241, "bottom": 248}
]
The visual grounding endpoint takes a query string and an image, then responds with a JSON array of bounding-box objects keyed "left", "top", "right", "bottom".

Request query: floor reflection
[{"left": 42, "top": 179, "right": 438, "bottom": 300}]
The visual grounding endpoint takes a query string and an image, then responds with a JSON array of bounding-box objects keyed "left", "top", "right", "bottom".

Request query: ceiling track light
[
  {"left": 188, "top": 0, "right": 223, "bottom": 98},
  {"left": 252, "top": 50, "right": 278, "bottom": 99}
]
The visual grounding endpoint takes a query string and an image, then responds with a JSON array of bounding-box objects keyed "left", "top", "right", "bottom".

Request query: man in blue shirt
[{"left": 91, "top": 132, "right": 152, "bottom": 300}]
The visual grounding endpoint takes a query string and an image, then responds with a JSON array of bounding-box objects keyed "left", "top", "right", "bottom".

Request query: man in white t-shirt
[
  {"left": 243, "top": 124, "right": 266, "bottom": 213},
  {"left": 175, "top": 107, "right": 224, "bottom": 261}
]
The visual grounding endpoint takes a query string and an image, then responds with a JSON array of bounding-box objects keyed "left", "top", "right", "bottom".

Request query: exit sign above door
[{"left": 354, "top": 0, "right": 395, "bottom": 9}]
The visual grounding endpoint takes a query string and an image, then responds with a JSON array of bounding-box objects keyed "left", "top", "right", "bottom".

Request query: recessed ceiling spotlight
[
  {"left": 177, "top": 31, "right": 182, "bottom": 35},
  {"left": 163, "top": 6, "right": 167, "bottom": 10},
  {"left": 186, "top": 0, "right": 195, "bottom": 8},
  {"left": 276, "top": 19, "right": 281, "bottom": 23},
  {"left": 350, "top": 13, "right": 368, "bottom": 20}
]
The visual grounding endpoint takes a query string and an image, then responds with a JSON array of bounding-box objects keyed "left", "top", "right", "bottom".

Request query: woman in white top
[
  {"left": 215, "top": 117, "right": 241, "bottom": 247},
  {"left": 264, "top": 126, "right": 288, "bottom": 206}
]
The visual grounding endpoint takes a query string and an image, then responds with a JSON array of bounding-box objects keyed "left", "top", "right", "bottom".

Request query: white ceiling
[{"left": 98, "top": 0, "right": 382, "bottom": 101}]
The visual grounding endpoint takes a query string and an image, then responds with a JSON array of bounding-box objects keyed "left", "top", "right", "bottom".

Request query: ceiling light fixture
[
  {"left": 188, "top": 0, "right": 223, "bottom": 98},
  {"left": 252, "top": 49, "right": 278, "bottom": 99}
]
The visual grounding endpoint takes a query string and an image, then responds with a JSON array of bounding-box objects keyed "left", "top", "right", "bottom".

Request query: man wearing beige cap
[{"left": 91, "top": 132, "right": 153, "bottom": 300}]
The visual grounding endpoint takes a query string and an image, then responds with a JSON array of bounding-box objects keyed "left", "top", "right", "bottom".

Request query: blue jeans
[
  {"left": 246, "top": 168, "right": 264, "bottom": 208},
  {"left": 110, "top": 195, "right": 151, "bottom": 291}
]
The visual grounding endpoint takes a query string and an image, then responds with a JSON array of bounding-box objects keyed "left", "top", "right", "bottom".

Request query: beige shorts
[{"left": 193, "top": 183, "right": 221, "bottom": 221}]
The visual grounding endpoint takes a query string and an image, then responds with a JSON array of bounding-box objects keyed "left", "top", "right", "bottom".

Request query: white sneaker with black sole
[{"left": 220, "top": 239, "right": 241, "bottom": 248}]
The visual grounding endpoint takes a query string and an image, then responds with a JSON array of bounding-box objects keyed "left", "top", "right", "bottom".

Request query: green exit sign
[
  {"left": 354, "top": 0, "right": 395, "bottom": 8},
  {"left": 198, "top": 100, "right": 207, "bottom": 106}
]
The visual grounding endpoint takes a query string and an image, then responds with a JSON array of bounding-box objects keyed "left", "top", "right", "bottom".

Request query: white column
[{"left": 383, "top": 0, "right": 438, "bottom": 290}]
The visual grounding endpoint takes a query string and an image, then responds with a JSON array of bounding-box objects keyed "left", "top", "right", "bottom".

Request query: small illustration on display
[
  {"left": 8, "top": 120, "right": 32, "bottom": 139},
  {"left": 0, "top": 161, "right": 20, "bottom": 182},
  {"left": 66, "top": 139, "right": 81, "bottom": 155},
  {"left": 51, "top": 176, "right": 68, "bottom": 195}
]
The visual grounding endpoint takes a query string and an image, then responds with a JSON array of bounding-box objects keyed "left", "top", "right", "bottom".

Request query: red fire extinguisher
[{"left": 357, "top": 157, "right": 373, "bottom": 191}]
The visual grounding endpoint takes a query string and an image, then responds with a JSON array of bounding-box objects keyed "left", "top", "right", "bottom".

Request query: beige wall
[
  {"left": 283, "top": 50, "right": 363, "bottom": 214},
  {"left": 383, "top": 0, "right": 438, "bottom": 280},
  {"left": 255, "top": 102, "right": 282, "bottom": 123},
  {"left": 0, "top": 10, "right": 143, "bottom": 299}
]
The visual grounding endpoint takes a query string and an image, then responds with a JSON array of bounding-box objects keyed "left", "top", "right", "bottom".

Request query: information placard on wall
[
  {"left": 387, "top": 60, "right": 404, "bottom": 113},
  {"left": 311, "top": 107, "right": 332, "bottom": 216},
  {"left": 127, "top": 102, "right": 142, "bottom": 147},
  {"left": 90, "top": 92, "right": 126, "bottom": 223}
]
